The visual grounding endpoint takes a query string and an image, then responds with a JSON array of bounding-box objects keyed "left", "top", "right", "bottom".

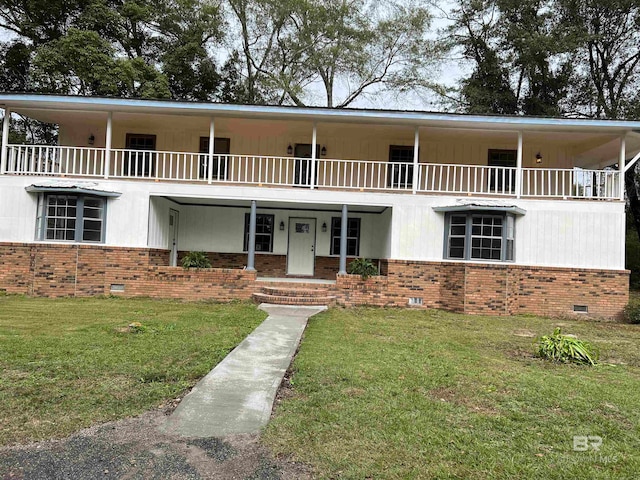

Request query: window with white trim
[
  {"left": 445, "top": 212, "right": 514, "bottom": 261},
  {"left": 36, "top": 194, "right": 106, "bottom": 242}
]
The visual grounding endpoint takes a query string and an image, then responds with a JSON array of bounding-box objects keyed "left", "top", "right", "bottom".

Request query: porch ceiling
[{"left": 159, "top": 196, "right": 389, "bottom": 214}]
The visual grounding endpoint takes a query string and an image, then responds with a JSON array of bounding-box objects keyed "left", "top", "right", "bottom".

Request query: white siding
[
  {"left": 0, "top": 176, "right": 626, "bottom": 270},
  {"left": 178, "top": 205, "right": 382, "bottom": 258}
]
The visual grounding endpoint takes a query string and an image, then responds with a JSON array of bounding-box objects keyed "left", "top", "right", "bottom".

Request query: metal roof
[{"left": 1, "top": 93, "right": 640, "bottom": 131}]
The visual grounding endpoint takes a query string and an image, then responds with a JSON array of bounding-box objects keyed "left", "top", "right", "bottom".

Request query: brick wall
[
  {"left": 0, "top": 243, "right": 256, "bottom": 301},
  {"left": 335, "top": 260, "right": 629, "bottom": 320},
  {"left": 177, "top": 251, "right": 373, "bottom": 280},
  {"left": 0, "top": 243, "right": 629, "bottom": 319}
]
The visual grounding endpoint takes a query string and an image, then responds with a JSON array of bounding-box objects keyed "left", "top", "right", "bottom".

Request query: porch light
[
  {"left": 88, "top": 134, "right": 95, "bottom": 146},
  {"left": 287, "top": 144, "right": 293, "bottom": 155},
  {"left": 321, "top": 146, "right": 327, "bottom": 156},
  {"left": 322, "top": 222, "right": 327, "bottom": 232},
  {"left": 535, "top": 152, "right": 543, "bottom": 164},
  {"left": 280, "top": 221, "right": 285, "bottom": 231}
]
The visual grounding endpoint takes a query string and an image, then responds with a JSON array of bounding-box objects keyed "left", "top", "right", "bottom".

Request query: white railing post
[
  {"left": 515, "top": 131, "right": 523, "bottom": 198},
  {"left": 310, "top": 122, "right": 317, "bottom": 189},
  {"left": 208, "top": 118, "right": 215, "bottom": 184},
  {"left": 619, "top": 135, "right": 626, "bottom": 201},
  {"left": 412, "top": 126, "right": 420, "bottom": 194},
  {"left": 1, "top": 107, "right": 10, "bottom": 174},
  {"left": 104, "top": 112, "right": 112, "bottom": 179}
]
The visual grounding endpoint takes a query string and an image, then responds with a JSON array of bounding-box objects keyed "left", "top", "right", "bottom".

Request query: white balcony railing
[{"left": 3, "top": 144, "right": 621, "bottom": 200}]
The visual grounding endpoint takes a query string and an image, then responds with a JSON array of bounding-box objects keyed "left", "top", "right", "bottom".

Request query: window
[
  {"left": 244, "top": 213, "right": 274, "bottom": 252},
  {"left": 488, "top": 149, "right": 516, "bottom": 193},
  {"left": 199, "top": 137, "right": 231, "bottom": 180},
  {"left": 388, "top": 145, "right": 414, "bottom": 188},
  {"left": 36, "top": 194, "right": 105, "bottom": 242},
  {"left": 331, "top": 217, "right": 361, "bottom": 256},
  {"left": 445, "top": 212, "right": 514, "bottom": 262}
]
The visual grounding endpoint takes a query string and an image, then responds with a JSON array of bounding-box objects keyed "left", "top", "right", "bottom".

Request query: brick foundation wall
[
  {"left": 335, "top": 260, "right": 629, "bottom": 320},
  {"left": 0, "top": 243, "right": 256, "bottom": 301},
  {"left": 177, "top": 251, "right": 373, "bottom": 280},
  {"left": 0, "top": 243, "right": 628, "bottom": 319}
]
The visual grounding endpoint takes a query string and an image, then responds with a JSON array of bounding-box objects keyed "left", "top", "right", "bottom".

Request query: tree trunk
[{"left": 625, "top": 164, "right": 640, "bottom": 241}]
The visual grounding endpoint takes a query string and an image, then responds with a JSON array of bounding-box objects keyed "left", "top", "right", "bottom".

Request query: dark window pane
[
  {"left": 83, "top": 220, "right": 102, "bottom": 232},
  {"left": 471, "top": 248, "right": 481, "bottom": 258},
  {"left": 452, "top": 225, "right": 466, "bottom": 236},
  {"left": 451, "top": 237, "right": 465, "bottom": 248},
  {"left": 83, "top": 230, "right": 101, "bottom": 242},
  {"left": 450, "top": 247, "right": 464, "bottom": 258}
]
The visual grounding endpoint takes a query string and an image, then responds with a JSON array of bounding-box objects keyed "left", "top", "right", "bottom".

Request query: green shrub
[
  {"left": 347, "top": 258, "right": 379, "bottom": 280},
  {"left": 535, "top": 328, "right": 598, "bottom": 366},
  {"left": 181, "top": 251, "right": 212, "bottom": 269},
  {"left": 623, "top": 300, "right": 640, "bottom": 324}
]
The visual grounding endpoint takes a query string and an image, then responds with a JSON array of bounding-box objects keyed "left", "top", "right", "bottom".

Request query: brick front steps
[{"left": 252, "top": 284, "right": 336, "bottom": 306}]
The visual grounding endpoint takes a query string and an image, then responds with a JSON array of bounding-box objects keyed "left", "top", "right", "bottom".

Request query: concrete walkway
[{"left": 161, "top": 304, "right": 326, "bottom": 438}]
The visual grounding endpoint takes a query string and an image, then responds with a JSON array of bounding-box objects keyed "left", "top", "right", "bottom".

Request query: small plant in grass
[
  {"left": 128, "top": 321, "right": 147, "bottom": 334},
  {"left": 347, "top": 258, "right": 379, "bottom": 280},
  {"left": 535, "top": 328, "right": 598, "bottom": 365},
  {"left": 181, "top": 251, "right": 212, "bottom": 269},
  {"left": 623, "top": 299, "right": 640, "bottom": 324}
]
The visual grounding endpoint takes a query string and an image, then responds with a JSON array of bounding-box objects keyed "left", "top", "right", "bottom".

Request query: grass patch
[
  {"left": 263, "top": 308, "right": 640, "bottom": 479},
  {"left": 0, "top": 296, "right": 265, "bottom": 446}
]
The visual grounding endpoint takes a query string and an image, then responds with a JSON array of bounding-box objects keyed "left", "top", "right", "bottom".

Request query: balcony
[{"left": 3, "top": 144, "right": 621, "bottom": 200}]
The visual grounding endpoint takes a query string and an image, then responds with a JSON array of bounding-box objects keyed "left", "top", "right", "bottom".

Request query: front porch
[{"left": 150, "top": 196, "right": 391, "bottom": 281}]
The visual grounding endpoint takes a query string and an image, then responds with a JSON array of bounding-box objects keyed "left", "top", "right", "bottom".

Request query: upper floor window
[
  {"left": 243, "top": 213, "right": 274, "bottom": 252},
  {"left": 331, "top": 217, "right": 361, "bottom": 256},
  {"left": 36, "top": 194, "right": 106, "bottom": 243},
  {"left": 445, "top": 212, "right": 514, "bottom": 262}
]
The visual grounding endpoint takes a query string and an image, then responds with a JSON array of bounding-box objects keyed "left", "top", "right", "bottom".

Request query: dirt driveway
[{"left": 0, "top": 410, "right": 311, "bottom": 480}]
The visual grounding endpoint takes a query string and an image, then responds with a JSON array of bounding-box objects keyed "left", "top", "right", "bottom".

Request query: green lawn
[
  {"left": 0, "top": 296, "right": 265, "bottom": 446},
  {"left": 263, "top": 308, "right": 640, "bottom": 479}
]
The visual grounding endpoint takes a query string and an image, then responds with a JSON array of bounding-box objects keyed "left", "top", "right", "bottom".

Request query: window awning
[
  {"left": 25, "top": 181, "right": 122, "bottom": 198},
  {"left": 433, "top": 201, "right": 526, "bottom": 216}
]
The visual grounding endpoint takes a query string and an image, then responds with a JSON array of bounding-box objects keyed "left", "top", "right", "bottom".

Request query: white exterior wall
[
  {"left": 0, "top": 176, "right": 626, "bottom": 270},
  {"left": 388, "top": 195, "right": 625, "bottom": 270},
  {"left": 175, "top": 205, "right": 381, "bottom": 258}
]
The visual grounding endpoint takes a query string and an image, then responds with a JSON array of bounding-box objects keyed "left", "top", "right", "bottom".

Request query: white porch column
[
  {"left": 1, "top": 107, "right": 10, "bottom": 175},
  {"left": 515, "top": 131, "right": 523, "bottom": 198},
  {"left": 208, "top": 118, "right": 215, "bottom": 184},
  {"left": 412, "top": 126, "right": 420, "bottom": 194},
  {"left": 246, "top": 200, "right": 257, "bottom": 271},
  {"left": 619, "top": 135, "right": 626, "bottom": 201},
  {"left": 310, "top": 122, "right": 317, "bottom": 189},
  {"left": 104, "top": 112, "right": 112, "bottom": 179},
  {"left": 338, "top": 204, "right": 348, "bottom": 275}
]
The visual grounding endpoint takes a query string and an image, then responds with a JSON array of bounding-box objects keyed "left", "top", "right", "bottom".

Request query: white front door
[
  {"left": 287, "top": 218, "right": 316, "bottom": 276},
  {"left": 169, "top": 209, "right": 179, "bottom": 266}
]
